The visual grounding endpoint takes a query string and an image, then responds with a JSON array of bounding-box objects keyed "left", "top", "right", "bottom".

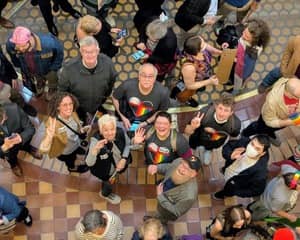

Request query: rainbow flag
[
  {"left": 289, "top": 112, "right": 300, "bottom": 126},
  {"left": 153, "top": 152, "right": 169, "bottom": 164},
  {"left": 135, "top": 103, "right": 153, "bottom": 117},
  {"left": 210, "top": 131, "right": 226, "bottom": 141}
]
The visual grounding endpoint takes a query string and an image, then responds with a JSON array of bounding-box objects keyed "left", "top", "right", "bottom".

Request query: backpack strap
[
  {"left": 170, "top": 129, "right": 177, "bottom": 153},
  {"left": 145, "top": 126, "right": 156, "bottom": 140}
]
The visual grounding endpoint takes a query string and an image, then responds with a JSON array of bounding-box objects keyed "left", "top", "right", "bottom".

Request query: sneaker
[
  {"left": 212, "top": 191, "right": 224, "bottom": 200},
  {"left": 269, "top": 137, "right": 281, "bottom": 147},
  {"left": 186, "top": 98, "right": 199, "bottom": 108},
  {"left": 12, "top": 164, "right": 23, "bottom": 177},
  {"left": 44, "top": 88, "right": 57, "bottom": 101},
  {"left": 203, "top": 150, "right": 212, "bottom": 165},
  {"left": 99, "top": 192, "right": 121, "bottom": 204},
  {"left": 0, "top": 17, "right": 15, "bottom": 29},
  {"left": 213, "top": 19, "right": 225, "bottom": 36},
  {"left": 24, "top": 215, "right": 32, "bottom": 226},
  {"left": 68, "top": 164, "right": 89, "bottom": 173},
  {"left": 30, "top": 147, "right": 43, "bottom": 160}
]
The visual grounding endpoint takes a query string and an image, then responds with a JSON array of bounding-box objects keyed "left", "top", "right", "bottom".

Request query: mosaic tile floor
[{"left": 1, "top": 0, "right": 300, "bottom": 239}]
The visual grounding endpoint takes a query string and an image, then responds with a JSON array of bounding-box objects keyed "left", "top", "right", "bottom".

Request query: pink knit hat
[{"left": 10, "top": 26, "right": 31, "bottom": 45}]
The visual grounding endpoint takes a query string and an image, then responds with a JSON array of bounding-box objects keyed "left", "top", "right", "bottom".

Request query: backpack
[{"left": 145, "top": 126, "right": 177, "bottom": 152}]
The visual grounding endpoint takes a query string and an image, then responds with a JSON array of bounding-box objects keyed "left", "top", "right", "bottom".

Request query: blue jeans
[{"left": 261, "top": 67, "right": 282, "bottom": 87}]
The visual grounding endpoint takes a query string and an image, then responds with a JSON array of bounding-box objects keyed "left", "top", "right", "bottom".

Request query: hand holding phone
[
  {"left": 131, "top": 50, "right": 145, "bottom": 61},
  {"left": 8, "top": 133, "right": 17, "bottom": 140},
  {"left": 129, "top": 121, "right": 140, "bottom": 132},
  {"left": 116, "top": 28, "right": 127, "bottom": 40}
]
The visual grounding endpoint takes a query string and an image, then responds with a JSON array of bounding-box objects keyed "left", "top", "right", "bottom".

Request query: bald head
[{"left": 286, "top": 77, "right": 300, "bottom": 98}]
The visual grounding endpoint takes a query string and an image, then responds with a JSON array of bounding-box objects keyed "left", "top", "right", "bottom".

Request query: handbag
[
  {"left": 56, "top": 117, "right": 89, "bottom": 147},
  {"left": 171, "top": 80, "right": 196, "bottom": 103}
]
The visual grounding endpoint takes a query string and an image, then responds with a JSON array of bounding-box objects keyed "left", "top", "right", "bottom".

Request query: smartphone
[
  {"left": 8, "top": 133, "right": 17, "bottom": 140},
  {"left": 116, "top": 28, "right": 127, "bottom": 40},
  {"left": 131, "top": 50, "right": 145, "bottom": 61},
  {"left": 129, "top": 121, "right": 140, "bottom": 132}
]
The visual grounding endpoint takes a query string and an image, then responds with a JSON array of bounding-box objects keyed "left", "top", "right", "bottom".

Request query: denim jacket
[
  {"left": 0, "top": 187, "right": 25, "bottom": 223},
  {"left": 6, "top": 33, "right": 64, "bottom": 79}
]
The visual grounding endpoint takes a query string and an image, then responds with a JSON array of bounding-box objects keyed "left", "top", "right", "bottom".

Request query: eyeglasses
[{"left": 139, "top": 73, "right": 154, "bottom": 79}]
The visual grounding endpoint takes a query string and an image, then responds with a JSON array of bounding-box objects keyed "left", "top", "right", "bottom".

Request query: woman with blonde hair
[
  {"left": 85, "top": 114, "right": 131, "bottom": 204},
  {"left": 75, "top": 15, "right": 123, "bottom": 58},
  {"left": 131, "top": 217, "right": 172, "bottom": 240}
]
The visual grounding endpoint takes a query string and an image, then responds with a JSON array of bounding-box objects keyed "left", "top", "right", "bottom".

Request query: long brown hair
[{"left": 47, "top": 92, "right": 79, "bottom": 118}]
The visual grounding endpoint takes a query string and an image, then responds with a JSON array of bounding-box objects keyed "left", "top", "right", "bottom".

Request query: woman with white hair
[
  {"left": 85, "top": 114, "right": 131, "bottom": 204},
  {"left": 135, "top": 18, "right": 177, "bottom": 83}
]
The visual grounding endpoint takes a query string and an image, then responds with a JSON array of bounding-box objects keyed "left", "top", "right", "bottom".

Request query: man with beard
[
  {"left": 6, "top": 26, "right": 64, "bottom": 100},
  {"left": 147, "top": 155, "right": 201, "bottom": 223}
]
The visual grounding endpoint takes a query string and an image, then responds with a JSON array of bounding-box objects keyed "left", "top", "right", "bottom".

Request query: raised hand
[
  {"left": 47, "top": 117, "right": 56, "bottom": 137},
  {"left": 136, "top": 42, "right": 146, "bottom": 51},
  {"left": 147, "top": 164, "right": 158, "bottom": 175},
  {"left": 231, "top": 147, "right": 246, "bottom": 160},
  {"left": 133, "top": 127, "right": 145, "bottom": 144},
  {"left": 93, "top": 139, "right": 108, "bottom": 152},
  {"left": 191, "top": 112, "right": 205, "bottom": 130},
  {"left": 209, "top": 75, "right": 219, "bottom": 85}
]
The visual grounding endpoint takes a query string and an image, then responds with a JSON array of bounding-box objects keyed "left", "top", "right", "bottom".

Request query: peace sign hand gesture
[
  {"left": 191, "top": 112, "right": 205, "bottom": 130},
  {"left": 47, "top": 117, "right": 56, "bottom": 137}
]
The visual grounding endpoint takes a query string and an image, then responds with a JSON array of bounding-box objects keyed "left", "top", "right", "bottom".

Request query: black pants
[
  {"left": 0, "top": 0, "right": 8, "bottom": 16},
  {"left": 37, "top": 0, "right": 77, "bottom": 30},
  {"left": 5, "top": 141, "right": 31, "bottom": 168},
  {"left": 242, "top": 115, "right": 282, "bottom": 139},
  {"left": 91, "top": 157, "right": 128, "bottom": 197},
  {"left": 57, "top": 146, "right": 85, "bottom": 169}
]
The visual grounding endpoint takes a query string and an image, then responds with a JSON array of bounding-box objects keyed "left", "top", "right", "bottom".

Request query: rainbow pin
[
  {"left": 289, "top": 112, "right": 300, "bottom": 126},
  {"left": 290, "top": 171, "right": 300, "bottom": 189}
]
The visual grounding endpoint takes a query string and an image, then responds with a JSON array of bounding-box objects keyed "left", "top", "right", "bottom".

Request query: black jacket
[
  {"left": 175, "top": 0, "right": 211, "bottom": 32},
  {"left": 0, "top": 48, "right": 17, "bottom": 86},
  {"left": 222, "top": 137, "right": 269, "bottom": 197},
  {"left": 134, "top": 0, "right": 164, "bottom": 33},
  {"left": 140, "top": 27, "right": 177, "bottom": 64},
  {"left": 0, "top": 103, "right": 35, "bottom": 157}
]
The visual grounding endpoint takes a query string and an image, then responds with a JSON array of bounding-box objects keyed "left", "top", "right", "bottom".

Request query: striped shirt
[{"left": 75, "top": 210, "right": 124, "bottom": 240}]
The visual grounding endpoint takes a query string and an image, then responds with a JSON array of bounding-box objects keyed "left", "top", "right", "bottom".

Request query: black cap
[{"left": 185, "top": 155, "right": 201, "bottom": 171}]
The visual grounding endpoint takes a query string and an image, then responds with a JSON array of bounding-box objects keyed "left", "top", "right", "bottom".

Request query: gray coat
[
  {"left": 58, "top": 54, "right": 117, "bottom": 114},
  {"left": 156, "top": 158, "right": 199, "bottom": 223}
]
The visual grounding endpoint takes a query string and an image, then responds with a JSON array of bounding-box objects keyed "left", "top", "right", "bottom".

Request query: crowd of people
[{"left": 0, "top": 0, "right": 300, "bottom": 239}]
